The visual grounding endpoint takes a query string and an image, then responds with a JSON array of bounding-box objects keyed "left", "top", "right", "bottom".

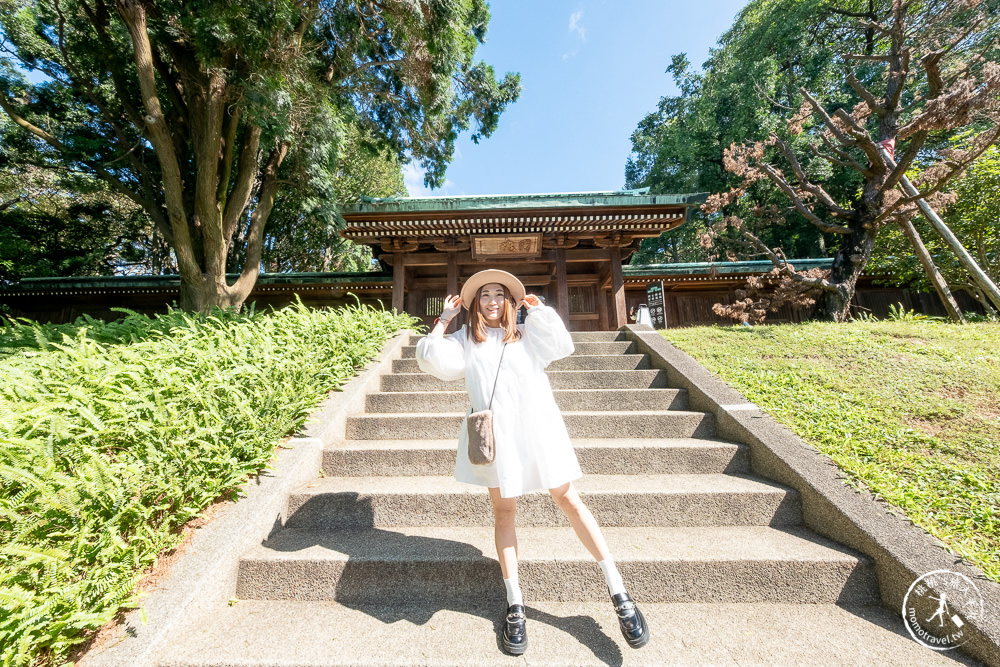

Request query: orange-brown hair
[{"left": 467, "top": 284, "right": 522, "bottom": 344}]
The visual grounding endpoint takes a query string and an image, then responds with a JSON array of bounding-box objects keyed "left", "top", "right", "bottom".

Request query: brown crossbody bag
[{"left": 467, "top": 343, "right": 507, "bottom": 465}]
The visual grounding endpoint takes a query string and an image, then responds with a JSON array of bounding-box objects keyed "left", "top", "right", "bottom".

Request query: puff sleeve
[
  {"left": 522, "top": 304, "right": 574, "bottom": 368},
  {"left": 415, "top": 326, "right": 467, "bottom": 381}
]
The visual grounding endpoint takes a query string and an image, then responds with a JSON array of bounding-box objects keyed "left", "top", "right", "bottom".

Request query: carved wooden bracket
[
  {"left": 593, "top": 232, "right": 631, "bottom": 249},
  {"left": 380, "top": 237, "right": 420, "bottom": 253},
  {"left": 433, "top": 237, "right": 471, "bottom": 253},
  {"left": 541, "top": 233, "right": 580, "bottom": 250}
]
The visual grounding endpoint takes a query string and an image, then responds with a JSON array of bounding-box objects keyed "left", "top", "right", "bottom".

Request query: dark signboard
[{"left": 646, "top": 281, "right": 666, "bottom": 329}]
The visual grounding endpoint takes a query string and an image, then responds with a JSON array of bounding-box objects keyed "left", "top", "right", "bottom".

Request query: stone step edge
[
  {"left": 348, "top": 409, "right": 712, "bottom": 418},
  {"left": 157, "top": 599, "right": 951, "bottom": 667},
  {"left": 383, "top": 369, "right": 669, "bottom": 378},
  {"left": 244, "top": 525, "right": 867, "bottom": 565},
  {"left": 367, "top": 387, "right": 684, "bottom": 396},
  {"left": 292, "top": 472, "right": 792, "bottom": 496},
  {"left": 235, "top": 524, "right": 876, "bottom": 604},
  {"left": 325, "top": 436, "right": 741, "bottom": 450}
]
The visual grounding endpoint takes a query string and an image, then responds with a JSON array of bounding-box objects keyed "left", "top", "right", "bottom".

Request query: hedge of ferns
[{"left": 0, "top": 301, "right": 417, "bottom": 666}]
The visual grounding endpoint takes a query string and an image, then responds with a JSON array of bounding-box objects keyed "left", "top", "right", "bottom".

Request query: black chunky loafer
[
  {"left": 611, "top": 592, "right": 649, "bottom": 648},
  {"left": 501, "top": 603, "right": 527, "bottom": 655}
]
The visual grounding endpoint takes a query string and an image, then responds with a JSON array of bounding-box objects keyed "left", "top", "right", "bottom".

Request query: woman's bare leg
[
  {"left": 550, "top": 483, "right": 649, "bottom": 647},
  {"left": 490, "top": 487, "right": 528, "bottom": 654},
  {"left": 548, "top": 481, "right": 612, "bottom": 562},
  {"left": 489, "top": 486, "right": 519, "bottom": 579}
]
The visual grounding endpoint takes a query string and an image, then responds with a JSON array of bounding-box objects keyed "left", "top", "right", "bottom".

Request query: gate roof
[{"left": 340, "top": 189, "right": 704, "bottom": 242}]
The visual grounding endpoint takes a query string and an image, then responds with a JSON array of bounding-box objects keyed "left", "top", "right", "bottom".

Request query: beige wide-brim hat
[{"left": 460, "top": 269, "right": 526, "bottom": 311}]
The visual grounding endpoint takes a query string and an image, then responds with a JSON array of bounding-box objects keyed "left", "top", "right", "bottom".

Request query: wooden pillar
[
  {"left": 597, "top": 285, "right": 610, "bottom": 330},
  {"left": 392, "top": 253, "right": 405, "bottom": 313},
  {"left": 555, "top": 247, "right": 570, "bottom": 324},
  {"left": 446, "top": 251, "right": 459, "bottom": 333},
  {"left": 609, "top": 245, "right": 627, "bottom": 328},
  {"left": 447, "top": 252, "right": 459, "bottom": 297}
]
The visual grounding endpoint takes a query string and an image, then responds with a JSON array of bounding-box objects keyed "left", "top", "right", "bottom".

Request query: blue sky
[{"left": 404, "top": 0, "right": 749, "bottom": 197}]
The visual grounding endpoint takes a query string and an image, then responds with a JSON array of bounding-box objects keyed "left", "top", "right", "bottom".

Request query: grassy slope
[{"left": 660, "top": 321, "right": 1000, "bottom": 582}]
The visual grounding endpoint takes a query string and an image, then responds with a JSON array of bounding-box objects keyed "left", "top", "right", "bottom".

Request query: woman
[{"left": 415, "top": 269, "right": 649, "bottom": 656}]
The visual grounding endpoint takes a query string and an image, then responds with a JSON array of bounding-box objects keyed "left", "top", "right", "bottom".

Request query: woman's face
[{"left": 479, "top": 283, "right": 506, "bottom": 324}]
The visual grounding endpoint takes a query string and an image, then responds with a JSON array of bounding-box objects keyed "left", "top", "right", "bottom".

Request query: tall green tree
[
  {"left": 705, "top": 0, "right": 1000, "bottom": 321},
  {"left": 629, "top": 0, "right": 1000, "bottom": 320},
  {"left": 0, "top": 0, "right": 519, "bottom": 311},
  {"left": 625, "top": 0, "right": 861, "bottom": 264},
  {"left": 257, "top": 124, "right": 406, "bottom": 273}
]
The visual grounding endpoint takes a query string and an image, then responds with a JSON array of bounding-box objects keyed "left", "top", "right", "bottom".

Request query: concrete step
[
  {"left": 283, "top": 474, "right": 800, "bottom": 530},
  {"left": 345, "top": 410, "right": 715, "bottom": 440},
  {"left": 381, "top": 369, "right": 671, "bottom": 391},
  {"left": 569, "top": 330, "right": 629, "bottom": 342},
  {"left": 365, "top": 388, "right": 689, "bottom": 413},
  {"left": 400, "top": 340, "right": 637, "bottom": 358},
  {"left": 392, "top": 354, "right": 652, "bottom": 373},
  {"left": 323, "top": 437, "right": 749, "bottom": 477},
  {"left": 235, "top": 525, "right": 877, "bottom": 605},
  {"left": 162, "top": 599, "right": 968, "bottom": 667},
  {"left": 406, "top": 331, "right": 629, "bottom": 346}
]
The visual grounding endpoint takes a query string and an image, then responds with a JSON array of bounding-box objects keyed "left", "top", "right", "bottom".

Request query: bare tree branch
[
  {"left": 831, "top": 108, "right": 885, "bottom": 168},
  {"left": 846, "top": 72, "right": 885, "bottom": 118},
  {"left": 757, "top": 161, "right": 852, "bottom": 234},
  {"left": 800, "top": 88, "right": 862, "bottom": 149},
  {"left": 222, "top": 124, "right": 263, "bottom": 242},
  {"left": 841, "top": 53, "right": 893, "bottom": 63},
  {"left": 741, "top": 229, "right": 843, "bottom": 294},
  {"left": 771, "top": 134, "right": 855, "bottom": 219},
  {"left": 813, "top": 133, "right": 874, "bottom": 176},
  {"left": 53, "top": 0, "right": 147, "bottom": 178}
]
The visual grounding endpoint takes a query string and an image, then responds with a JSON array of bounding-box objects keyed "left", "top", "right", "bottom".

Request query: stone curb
[
  {"left": 623, "top": 324, "right": 1000, "bottom": 666},
  {"left": 79, "top": 330, "right": 412, "bottom": 667}
]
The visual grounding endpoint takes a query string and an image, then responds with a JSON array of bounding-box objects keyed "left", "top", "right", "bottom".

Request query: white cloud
[
  {"left": 402, "top": 162, "right": 457, "bottom": 197},
  {"left": 569, "top": 10, "right": 585, "bottom": 40},
  {"left": 402, "top": 163, "right": 429, "bottom": 196}
]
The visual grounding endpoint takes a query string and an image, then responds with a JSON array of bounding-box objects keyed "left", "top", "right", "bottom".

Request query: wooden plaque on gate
[{"left": 471, "top": 233, "right": 542, "bottom": 259}]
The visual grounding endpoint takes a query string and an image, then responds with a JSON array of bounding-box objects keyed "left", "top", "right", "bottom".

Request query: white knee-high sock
[
  {"left": 598, "top": 559, "right": 626, "bottom": 597},
  {"left": 504, "top": 576, "right": 523, "bottom": 606}
]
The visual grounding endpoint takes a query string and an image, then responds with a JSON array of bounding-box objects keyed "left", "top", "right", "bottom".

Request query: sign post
[{"left": 645, "top": 281, "right": 666, "bottom": 329}]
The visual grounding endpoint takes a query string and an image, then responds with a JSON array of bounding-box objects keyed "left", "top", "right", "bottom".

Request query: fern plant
[{"left": 0, "top": 299, "right": 416, "bottom": 666}]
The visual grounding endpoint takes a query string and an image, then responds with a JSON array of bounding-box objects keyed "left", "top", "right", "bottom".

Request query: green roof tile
[
  {"left": 343, "top": 189, "right": 707, "bottom": 215},
  {"left": 623, "top": 259, "right": 834, "bottom": 277}
]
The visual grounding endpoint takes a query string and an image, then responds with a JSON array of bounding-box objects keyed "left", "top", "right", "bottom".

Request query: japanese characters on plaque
[
  {"left": 646, "top": 281, "right": 666, "bottom": 329},
  {"left": 471, "top": 234, "right": 542, "bottom": 259}
]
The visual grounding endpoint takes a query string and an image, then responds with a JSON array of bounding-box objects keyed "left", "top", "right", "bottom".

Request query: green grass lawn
[{"left": 660, "top": 320, "right": 1000, "bottom": 583}]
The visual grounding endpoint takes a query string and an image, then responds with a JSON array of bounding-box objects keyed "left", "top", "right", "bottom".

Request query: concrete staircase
[{"left": 162, "top": 331, "right": 970, "bottom": 666}]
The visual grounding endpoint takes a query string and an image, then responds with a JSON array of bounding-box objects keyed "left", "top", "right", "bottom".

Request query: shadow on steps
[{"left": 256, "top": 492, "right": 627, "bottom": 665}]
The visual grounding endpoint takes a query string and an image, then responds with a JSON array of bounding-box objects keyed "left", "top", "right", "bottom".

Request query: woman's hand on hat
[
  {"left": 523, "top": 294, "right": 542, "bottom": 309},
  {"left": 440, "top": 295, "right": 462, "bottom": 321}
]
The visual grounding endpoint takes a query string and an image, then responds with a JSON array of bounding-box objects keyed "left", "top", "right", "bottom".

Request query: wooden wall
[{"left": 2, "top": 278, "right": 984, "bottom": 327}]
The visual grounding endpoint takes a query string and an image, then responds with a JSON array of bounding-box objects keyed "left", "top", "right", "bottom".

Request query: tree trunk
[
  {"left": 821, "top": 221, "right": 877, "bottom": 321},
  {"left": 117, "top": 1, "right": 277, "bottom": 315},
  {"left": 180, "top": 274, "right": 249, "bottom": 312}
]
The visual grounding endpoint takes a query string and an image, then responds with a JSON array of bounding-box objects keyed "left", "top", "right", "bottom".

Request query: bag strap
[{"left": 487, "top": 343, "right": 507, "bottom": 411}]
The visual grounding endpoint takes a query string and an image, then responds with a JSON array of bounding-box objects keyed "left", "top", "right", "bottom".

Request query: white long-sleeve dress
[{"left": 415, "top": 305, "right": 582, "bottom": 498}]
